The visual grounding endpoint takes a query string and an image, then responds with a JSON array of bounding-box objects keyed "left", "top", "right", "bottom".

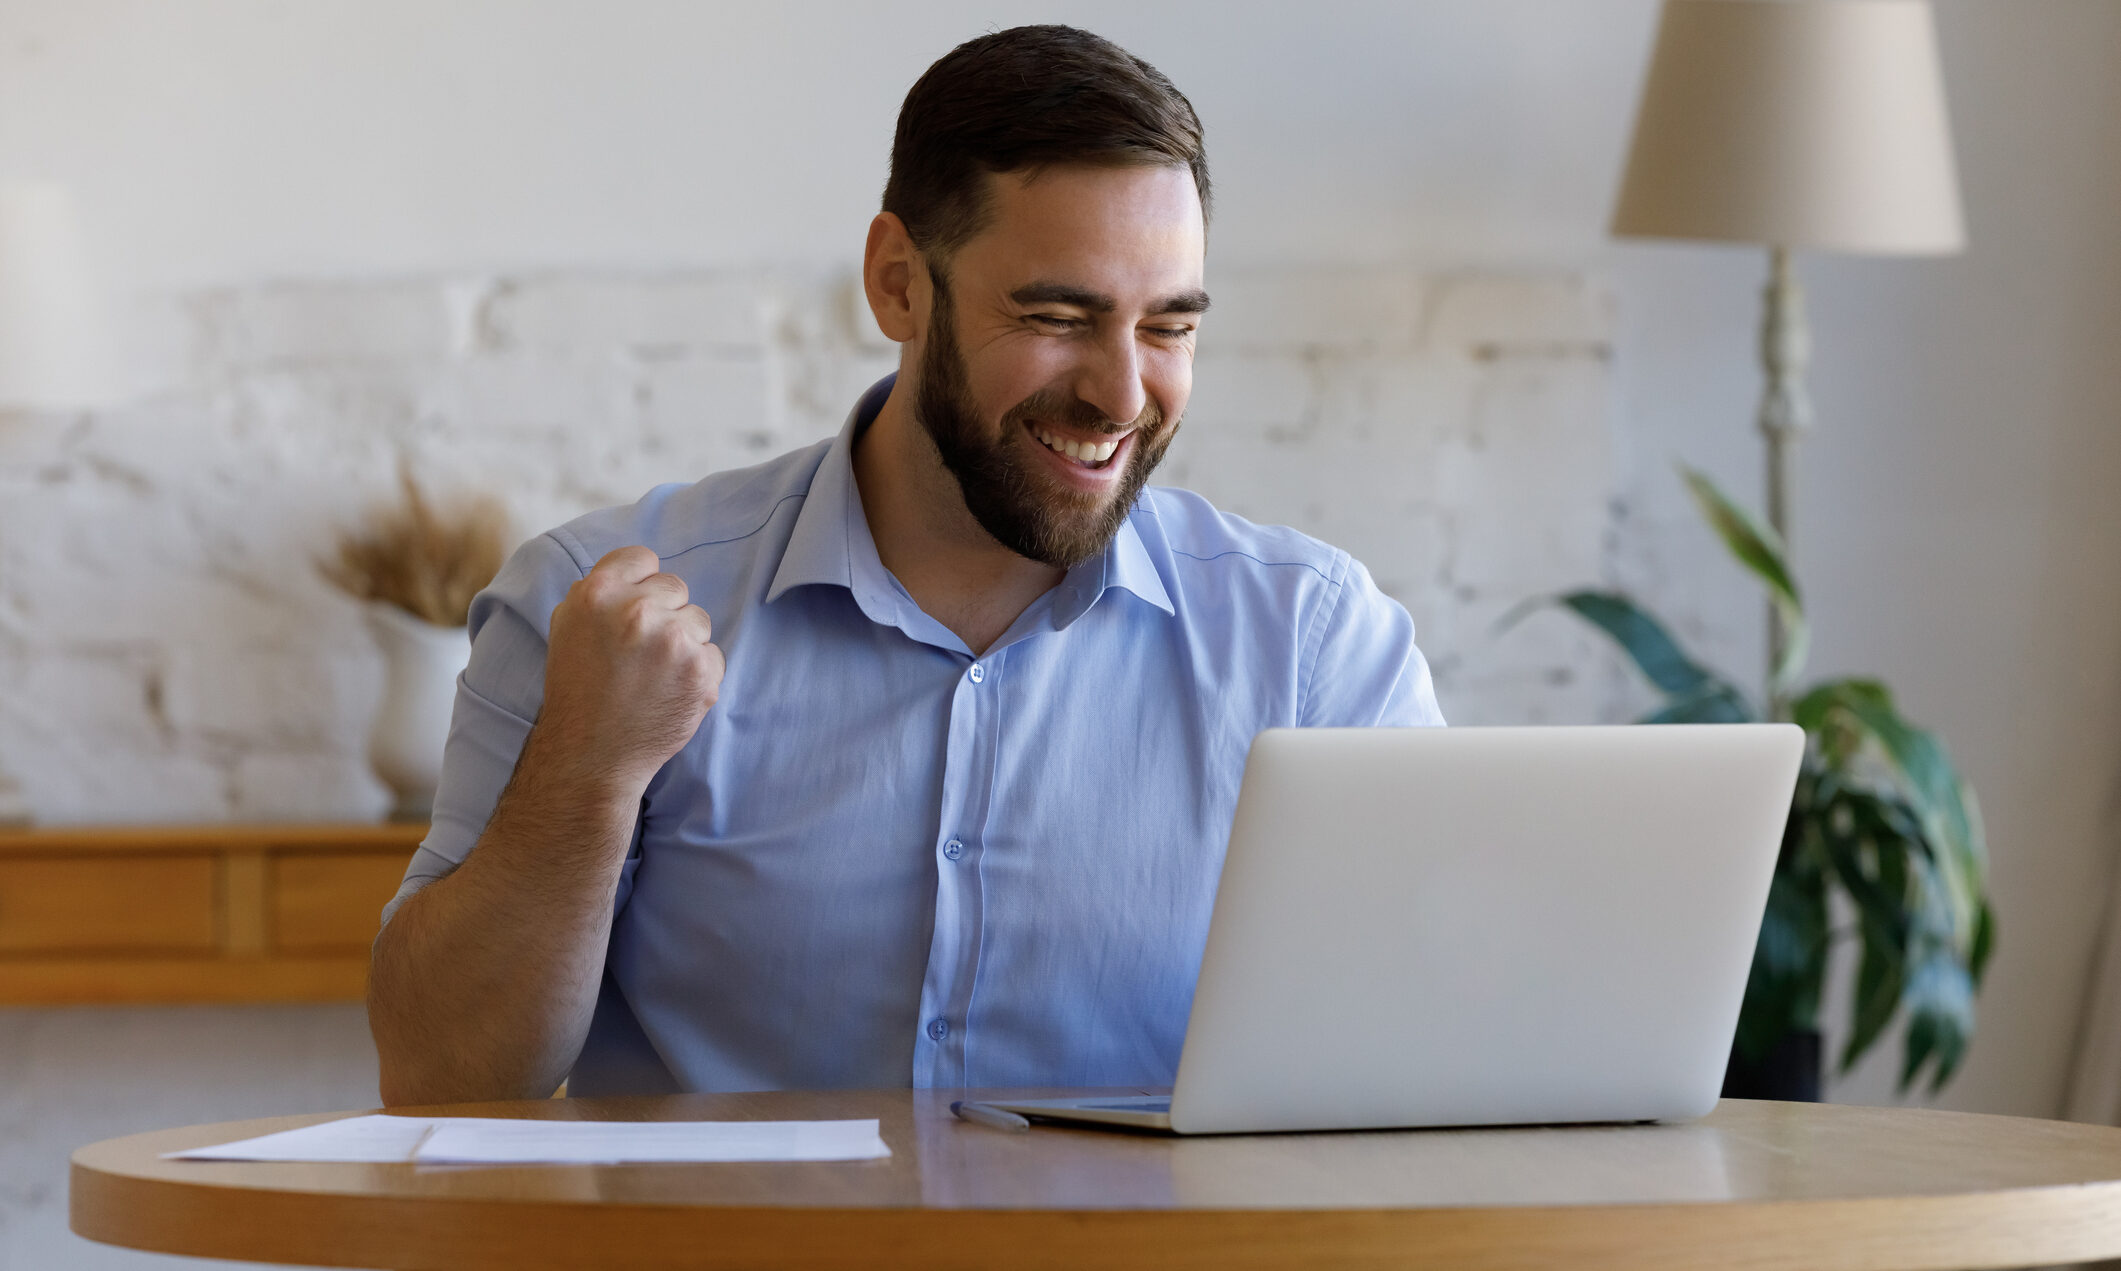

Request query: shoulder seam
[
  {"left": 545, "top": 527, "right": 593, "bottom": 577},
  {"left": 1168, "top": 547, "right": 1335, "bottom": 583},
  {"left": 657, "top": 491, "right": 810, "bottom": 563},
  {"left": 558, "top": 490, "right": 811, "bottom": 570}
]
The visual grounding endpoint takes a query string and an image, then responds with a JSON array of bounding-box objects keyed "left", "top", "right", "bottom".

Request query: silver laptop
[{"left": 980, "top": 724, "right": 1804, "bottom": 1135}]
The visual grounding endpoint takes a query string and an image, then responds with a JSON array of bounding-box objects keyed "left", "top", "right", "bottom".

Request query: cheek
[
  {"left": 1146, "top": 347, "right": 1194, "bottom": 421},
  {"left": 966, "top": 336, "right": 1075, "bottom": 420}
]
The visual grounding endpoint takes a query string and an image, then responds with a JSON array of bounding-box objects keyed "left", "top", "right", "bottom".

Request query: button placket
[{"left": 911, "top": 650, "right": 1001, "bottom": 1088}]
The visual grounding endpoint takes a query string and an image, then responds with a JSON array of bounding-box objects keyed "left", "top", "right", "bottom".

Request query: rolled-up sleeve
[
  {"left": 379, "top": 531, "right": 587, "bottom": 927},
  {"left": 1297, "top": 554, "right": 1446, "bottom": 729}
]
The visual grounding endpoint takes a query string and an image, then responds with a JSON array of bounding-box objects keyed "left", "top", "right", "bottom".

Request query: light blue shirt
[{"left": 385, "top": 375, "right": 1443, "bottom": 1095}]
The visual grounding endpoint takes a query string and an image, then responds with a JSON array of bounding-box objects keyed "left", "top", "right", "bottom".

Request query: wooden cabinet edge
[
  {"left": 0, "top": 823, "right": 428, "bottom": 856},
  {"left": 0, "top": 824, "right": 420, "bottom": 1005},
  {"left": 0, "top": 957, "right": 372, "bottom": 1006}
]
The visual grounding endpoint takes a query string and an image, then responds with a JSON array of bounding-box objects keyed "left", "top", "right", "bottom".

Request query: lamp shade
[
  {"left": 0, "top": 182, "right": 108, "bottom": 408},
  {"left": 1611, "top": 0, "right": 1965, "bottom": 254}
]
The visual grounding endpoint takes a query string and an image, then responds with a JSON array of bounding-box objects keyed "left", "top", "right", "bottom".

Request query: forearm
[{"left": 368, "top": 725, "right": 644, "bottom": 1106}]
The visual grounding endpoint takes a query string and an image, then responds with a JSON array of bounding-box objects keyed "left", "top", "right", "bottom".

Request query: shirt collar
[
  {"left": 764, "top": 375, "right": 901, "bottom": 626},
  {"left": 766, "top": 373, "right": 1175, "bottom": 628},
  {"left": 1052, "top": 499, "right": 1174, "bottom": 626}
]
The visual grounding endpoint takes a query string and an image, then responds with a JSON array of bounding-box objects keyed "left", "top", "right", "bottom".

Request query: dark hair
[{"left": 883, "top": 25, "right": 1211, "bottom": 264}]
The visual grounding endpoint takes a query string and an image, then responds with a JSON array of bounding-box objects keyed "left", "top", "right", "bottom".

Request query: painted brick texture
[{"left": 0, "top": 268, "right": 1621, "bottom": 823}]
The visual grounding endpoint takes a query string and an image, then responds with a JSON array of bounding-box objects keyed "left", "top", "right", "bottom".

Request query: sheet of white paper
[
  {"left": 163, "top": 1114, "right": 437, "bottom": 1162},
  {"left": 413, "top": 1118, "right": 890, "bottom": 1164},
  {"left": 164, "top": 1115, "right": 891, "bottom": 1165}
]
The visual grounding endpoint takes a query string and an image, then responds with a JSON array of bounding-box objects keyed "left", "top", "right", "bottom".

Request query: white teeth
[{"left": 1033, "top": 427, "right": 1125, "bottom": 465}]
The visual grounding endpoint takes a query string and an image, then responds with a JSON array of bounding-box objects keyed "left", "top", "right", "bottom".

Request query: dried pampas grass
[{"left": 320, "top": 467, "right": 509, "bottom": 628}]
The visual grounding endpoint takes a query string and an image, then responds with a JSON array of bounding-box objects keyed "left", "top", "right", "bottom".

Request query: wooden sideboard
[{"left": 0, "top": 823, "right": 425, "bottom": 1005}]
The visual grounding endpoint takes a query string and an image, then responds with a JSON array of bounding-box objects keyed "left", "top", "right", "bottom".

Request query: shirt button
[
  {"left": 968, "top": 663, "right": 985, "bottom": 684},
  {"left": 943, "top": 838, "right": 964, "bottom": 861},
  {"left": 927, "top": 1018, "right": 950, "bottom": 1041}
]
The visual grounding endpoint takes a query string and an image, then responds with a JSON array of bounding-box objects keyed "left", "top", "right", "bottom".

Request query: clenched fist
[{"left": 536, "top": 546, "right": 725, "bottom": 791}]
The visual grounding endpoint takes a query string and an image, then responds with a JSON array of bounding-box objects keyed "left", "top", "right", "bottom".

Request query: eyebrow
[{"left": 1009, "top": 282, "right": 1213, "bottom": 317}]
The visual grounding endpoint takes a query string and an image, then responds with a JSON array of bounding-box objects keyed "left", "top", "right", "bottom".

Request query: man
[{"left": 369, "top": 24, "right": 1443, "bottom": 1106}]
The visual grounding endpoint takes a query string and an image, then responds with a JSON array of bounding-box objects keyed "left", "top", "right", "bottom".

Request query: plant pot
[
  {"left": 1721, "top": 1028, "right": 1823, "bottom": 1102},
  {"left": 364, "top": 602, "right": 470, "bottom": 821}
]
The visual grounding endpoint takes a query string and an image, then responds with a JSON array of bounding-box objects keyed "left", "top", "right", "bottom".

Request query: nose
[{"left": 1072, "top": 328, "right": 1149, "bottom": 428}]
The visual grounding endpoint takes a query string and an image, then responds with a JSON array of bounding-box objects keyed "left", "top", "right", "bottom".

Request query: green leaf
[
  {"left": 1788, "top": 710, "right": 1988, "bottom": 1087},
  {"left": 1797, "top": 681, "right": 1970, "bottom": 850},
  {"left": 1736, "top": 865, "right": 1830, "bottom": 1063},
  {"left": 1496, "top": 588, "right": 1756, "bottom": 721},
  {"left": 1638, "top": 684, "right": 1756, "bottom": 724},
  {"left": 1844, "top": 931, "right": 1907, "bottom": 1074},
  {"left": 1813, "top": 783, "right": 1920, "bottom": 1072},
  {"left": 1969, "top": 901, "right": 1996, "bottom": 984},
  {"left": 1682, "top": 467, "right": 1811, "bottom": 691},
  {"left": 1793, "top": 679, "right": 1990, "bottom": 964},
  {"left": 1547, "top": 591, "right": 1720, "bottom": 697},
  {"left": 1899, "top": 951, "right": 1977, "bottom": 1093}
]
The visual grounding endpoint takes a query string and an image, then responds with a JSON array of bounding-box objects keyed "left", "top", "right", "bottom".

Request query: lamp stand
[{"left": 1758, "top": 245, "right": 1810, "bottom": 722}]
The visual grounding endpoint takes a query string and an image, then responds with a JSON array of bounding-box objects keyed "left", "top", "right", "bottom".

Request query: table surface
[{"left": 71, "top": 1090, "right": 2121, "bottom": 1271}]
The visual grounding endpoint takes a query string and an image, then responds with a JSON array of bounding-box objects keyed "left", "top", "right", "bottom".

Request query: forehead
[{"left": 952, "top": 163, "right": 1205, "bottom": 300}]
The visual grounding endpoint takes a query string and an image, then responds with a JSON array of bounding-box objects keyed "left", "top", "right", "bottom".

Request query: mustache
[{"left": 1001, "top": 387, "right": 1163, "bottom": 437}]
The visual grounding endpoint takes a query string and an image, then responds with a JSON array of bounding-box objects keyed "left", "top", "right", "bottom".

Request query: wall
[
  {"left": 0, "top": 267, "right": 1618, "bottom": 819},
  {"left": 0, "top": 1005, "right": 376, "bottom": 1271},
  {"left": 1, "top": 1, "right": 2119, "bottom": 1265}
]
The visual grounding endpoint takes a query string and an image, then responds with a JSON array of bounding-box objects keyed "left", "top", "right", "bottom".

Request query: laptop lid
[{"left": 1165, "top": 724, "right": 1804, "bottom": 1135}]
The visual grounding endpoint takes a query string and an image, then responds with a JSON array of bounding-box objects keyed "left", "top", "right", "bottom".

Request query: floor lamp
[{"left": 1609, "top": 0, "right": 1965, "bottom": 719}]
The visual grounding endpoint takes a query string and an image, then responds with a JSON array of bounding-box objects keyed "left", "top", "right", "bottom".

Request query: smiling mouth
[{"left": 1029, "top": 422, "right": 1128, "bottom": 470}]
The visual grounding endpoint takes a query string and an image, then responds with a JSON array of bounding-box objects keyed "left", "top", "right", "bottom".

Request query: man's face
[{"left": 912, "top": 163, "right": 1208, "bottom": 569}]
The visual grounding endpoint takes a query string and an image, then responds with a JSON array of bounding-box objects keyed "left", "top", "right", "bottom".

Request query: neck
[{"left": 852, "top": 377, "right": 1065, "bottom": 655}]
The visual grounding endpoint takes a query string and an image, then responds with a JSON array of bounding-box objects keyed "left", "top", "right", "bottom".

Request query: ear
[{"left": 862, "top": 212, "right": 927, "bottom": 345}]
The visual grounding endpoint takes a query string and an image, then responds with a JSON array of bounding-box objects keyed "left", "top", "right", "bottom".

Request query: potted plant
[
  {"left": 320, "top": 469, "right": 508, "bottom": 820},
  {"left": 1510, "top": 470, "right": 1994, "bottom": 1099}
]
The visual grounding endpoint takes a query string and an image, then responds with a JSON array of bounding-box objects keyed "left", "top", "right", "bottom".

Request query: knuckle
[
  {"left": 653, "top": 622, "right": 691, "bottom": 654},
  {"left": 578, "top": 573, "right": 618, "bottom": 606},
  {"left": 619, "top": 598, "right": 658, "bottom": 636}
]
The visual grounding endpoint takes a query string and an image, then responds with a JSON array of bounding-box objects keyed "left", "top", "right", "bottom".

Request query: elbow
[
  {"left": 376, "top": 1065, "right": 422, "bottom": 1111},
  {"left": 369, "top": 996, "right": 433, "bottom": 1108}
]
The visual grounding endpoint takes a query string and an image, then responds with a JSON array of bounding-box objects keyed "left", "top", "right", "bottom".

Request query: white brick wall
[{"left": 0, "top": 266, "right": 1623, "bottom": 820}]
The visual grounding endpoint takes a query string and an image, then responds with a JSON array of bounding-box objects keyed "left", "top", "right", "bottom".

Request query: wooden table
[{"left": 71, "top": 1091, "right": 2121, "bottom": 1270}]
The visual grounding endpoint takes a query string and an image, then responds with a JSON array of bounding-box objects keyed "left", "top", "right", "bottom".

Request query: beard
[{"left": 913, "top": 276, "right": 1177, "bottom": 570}]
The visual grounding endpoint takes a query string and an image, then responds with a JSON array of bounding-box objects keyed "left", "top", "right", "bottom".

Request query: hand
[{"left": 536, "top": 546, "right": 725, "bottom": 791}]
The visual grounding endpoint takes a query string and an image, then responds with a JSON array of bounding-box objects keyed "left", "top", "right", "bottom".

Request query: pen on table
[
  {"left": 406, "top": 1122, "right": 440, "bottom": 1162},
  {"left": 950, "top": 1101, "right": 1031, "bottom": 1133}
]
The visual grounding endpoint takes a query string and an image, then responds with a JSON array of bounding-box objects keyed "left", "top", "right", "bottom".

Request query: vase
[
  {"left": 364, "top": 602, "right": 470, "bottom": 821},
  {"left": 1720, "top": 1028, "right": 1823, "bottom": 1102}
]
